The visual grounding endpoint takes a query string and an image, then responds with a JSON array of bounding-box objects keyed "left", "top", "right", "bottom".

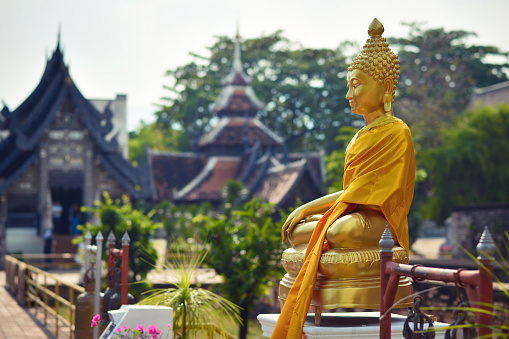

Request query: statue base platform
[
  {"left": 257, "top": 312, "right": 447, "bottom": 338},
  {"left": 279, "top": 245, "right": 413, "bottom": 325}
]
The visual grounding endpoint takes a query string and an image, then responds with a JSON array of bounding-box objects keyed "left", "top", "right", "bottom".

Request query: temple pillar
[
  {"left": 38, "top": 146, "right": 52, "bottom": 233},
  {"left": 83, "top": 144, "right": 95, "bottom": 222},
  {"left": 0, "top": 193, "right": 7, "bottom": 269}
]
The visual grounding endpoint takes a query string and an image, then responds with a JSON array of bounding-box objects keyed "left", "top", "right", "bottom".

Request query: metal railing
[
  {"left": 12, "top": 253, "right": 81, "bottom": 270},
  {"left": 5, "top": 254, "right": 84, "bottom": 338},
  {"left": 379, "top": 226, "right": 496, "bottom": 339}
]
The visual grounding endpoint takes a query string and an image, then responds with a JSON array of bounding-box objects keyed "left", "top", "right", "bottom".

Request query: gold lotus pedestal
[{"left": 278, "top": 245, "right": 413, "bottom": 326}]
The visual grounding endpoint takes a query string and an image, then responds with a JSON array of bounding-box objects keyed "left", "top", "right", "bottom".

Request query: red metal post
[
  {"left": 121, "top": 232, "right": 130, "bottom": 305},
  {"left": 476, "top": 227, "right": 495, "bottom": 338},
  {"left": 379, "top": 226, "right": 394, "bottom": 339},
  {"left": 107, "top": 231, "right": 116, "bottom": 283}
]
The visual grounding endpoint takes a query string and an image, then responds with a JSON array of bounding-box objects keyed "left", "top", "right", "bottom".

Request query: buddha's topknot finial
[
  {"left": 368, "top": 18, "right": 384, "bottom": 38},
  {"left": 348, "top": 18, "right": 399, "bottom": 102}
]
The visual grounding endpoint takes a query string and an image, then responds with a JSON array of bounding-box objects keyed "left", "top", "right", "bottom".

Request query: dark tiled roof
[
  {"left": 96, "top": 151, "right": 148, "bottom": 200},
  {"left": 199, "top": 117, "right": 283, "bottom": 149},
  {"left": 253, "top": 159, "right": 326, "bottom": 208},
  {"left": 254, "top": 161, "right": 304, "bottom": 206},
  {"left": 210, "top": 87, "right": 264, "bottom": 117},
  {"left": 286, "top": 152, "right": 326, "bottom": 182},
  {"left": 176, "top": 157, "right": 241, "bottom": 202},
  {"left": 149, "top": 151, "right": 207, "bottom": 201},
  {"left": 0, "top": 42, "right": 148, "bottom": 198}
]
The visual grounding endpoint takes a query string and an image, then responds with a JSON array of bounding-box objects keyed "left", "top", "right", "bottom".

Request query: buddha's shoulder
[
  {"left": 366, "top": 119, "right": 411, "bottom": 146},
  {"left": 373, "top": 117, "right": 410, "bottom": 134}
]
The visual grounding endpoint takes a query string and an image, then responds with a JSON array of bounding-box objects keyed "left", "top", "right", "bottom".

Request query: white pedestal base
[{"left": 257, "top": 312, "right": 447, "bottom": 338}]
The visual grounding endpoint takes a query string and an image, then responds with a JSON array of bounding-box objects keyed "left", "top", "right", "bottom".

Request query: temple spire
[
  {"left": 208, "top": 28, "right": 264, "bottom": 118},
  {"left": 233, "top": 24, "right": 242, "bottom": 73},
  {"left": 57, "top": 23, "right": 62, "bottom": 50}
]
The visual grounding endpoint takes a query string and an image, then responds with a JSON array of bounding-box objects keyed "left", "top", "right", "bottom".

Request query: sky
[{"left": 1, "top": 0, "right": 508, "bottom": 131}]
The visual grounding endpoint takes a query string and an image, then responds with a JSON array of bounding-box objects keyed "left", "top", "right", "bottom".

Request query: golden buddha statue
[{"left": 273, "top": 18, "right": 415, "bottom": 338}]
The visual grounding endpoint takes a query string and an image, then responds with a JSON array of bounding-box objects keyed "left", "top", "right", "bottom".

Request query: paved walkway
[{"left": 0, "top": 271, "right": 55, "bottom": 339}]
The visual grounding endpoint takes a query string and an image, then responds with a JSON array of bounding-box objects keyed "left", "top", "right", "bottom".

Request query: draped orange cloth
[{"left": 271, "top": 116, "right": 415, "bottom": 338}]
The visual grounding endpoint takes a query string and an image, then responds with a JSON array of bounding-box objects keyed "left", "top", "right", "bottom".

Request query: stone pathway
[{"left": 0, "top": 270, "right": 55, "bottom": 339}]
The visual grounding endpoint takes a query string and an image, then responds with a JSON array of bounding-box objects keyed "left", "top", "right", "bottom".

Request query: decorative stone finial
[
  {"left": 96, "top": 231, "right": 103, "bottom": 242},
  {"left": 476, "top": 226, "right": 496, "bottom": 260},
  {"left": 85, "top": 231, "right": 92, "bottom": 242},
  {"left": 379, "top": 225, "right": 395, "bottom": 253},
  {"left": 122, "top": 231, "right": 130, "bottom": 246},
  {"left": 108, "top": 231, "right": 115, "bottom": 244},
  {"left": 368, "top": 18, "right": 384, "bottom": 38}
]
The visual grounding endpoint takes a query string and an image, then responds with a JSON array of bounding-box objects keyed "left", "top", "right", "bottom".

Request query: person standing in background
[{"left": 51, "top": 200, "right": 62, "bottom": 233}]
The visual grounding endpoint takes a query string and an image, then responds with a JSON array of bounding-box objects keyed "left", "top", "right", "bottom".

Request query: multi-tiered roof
[
  {"left": 147, "top": 35, "right": 325, "bottom": 208},
  {"left": 0, "top": 39, "right": 149, "bottom": 199}
]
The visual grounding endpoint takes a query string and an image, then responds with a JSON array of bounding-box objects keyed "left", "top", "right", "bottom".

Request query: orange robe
[{"left": 271, "top": 116, "right": 415, "bottom": 338}]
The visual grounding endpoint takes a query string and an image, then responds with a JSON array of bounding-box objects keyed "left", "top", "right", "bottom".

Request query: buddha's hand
[{"left": 281, "top": 205, "right": 307, "bottom": 244}]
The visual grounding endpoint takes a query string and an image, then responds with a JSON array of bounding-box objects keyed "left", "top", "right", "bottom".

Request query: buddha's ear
[
  {"left": 383, "top": 77, "right": 394, "bottom": 114},
  {"left": 383, "top": 77, "right": 394, "bottom": 97}
]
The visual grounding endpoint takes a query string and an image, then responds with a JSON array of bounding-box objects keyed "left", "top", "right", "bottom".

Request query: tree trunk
[{"left": 238, "top": 299, "right": 250, "bottom": 339}]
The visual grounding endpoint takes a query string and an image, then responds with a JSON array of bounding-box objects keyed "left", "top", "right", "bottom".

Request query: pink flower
[
  {"left": 167, "top": 324, "right": 172, "bottom": 329},
  {"left": 90, "top": 314, "right": 101, "bottom": 327},
  {"left": 135, "top": 324, "right": 145, "bottom": 332},
  {"left": 115, "top": 325, "right": 127, "bottom": 333},
  {"left": 147, "top": 325, "right": 160, "bottom": 335}
]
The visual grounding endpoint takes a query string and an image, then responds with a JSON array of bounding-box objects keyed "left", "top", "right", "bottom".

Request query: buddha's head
[{"left": 346, "top": 18, "right": 400, "bottom": 116}]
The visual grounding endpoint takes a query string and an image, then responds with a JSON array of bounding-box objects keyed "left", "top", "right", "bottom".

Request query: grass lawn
[{"left": 224, "top": 318, "right": 264, "bottom": 338}]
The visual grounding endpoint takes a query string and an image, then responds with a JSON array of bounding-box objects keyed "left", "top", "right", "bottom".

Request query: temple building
[
  {"left": 144, "top": 35, "right": 326, "bottom": 210},
  {"left": 468, "top": 80, "right": 509, "bottom": 108},
  {"left": 0, "top": 34, "right": 326, "bottom": 257},
  {"left": 0, "top": 38, "right": 150, "bottom": 254}
]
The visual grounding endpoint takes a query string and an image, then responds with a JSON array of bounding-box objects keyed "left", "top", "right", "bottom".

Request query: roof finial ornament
[
  {"left": 57, "top": 22, "right": 62, "bottom": 50},
  {"left": 233, "top": 24, "right": 242, "bottom": 72}
]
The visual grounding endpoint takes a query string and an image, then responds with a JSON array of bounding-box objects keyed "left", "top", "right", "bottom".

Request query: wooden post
[
  {"left": 379, "top": 225, "right": 394, "bottom": 339},
  {"left": 476, "top": 226, "right": 495, "bottom": 338},
  {"left": 55, "top": 282, "right": 60, "bottom": 337},
  {"left": 84, "top": 231, "right": 92, "bottom": 273},
  {"left": 121, "top": 232, "right": 130, "bottom": 305},
  {"left": 69, "top": 288, "right": 75, "bottom": 339}
]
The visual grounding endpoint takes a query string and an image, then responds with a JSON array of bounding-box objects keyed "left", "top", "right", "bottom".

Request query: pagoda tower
[{"left": 198, "top": 33, "right": 283, "bottom": 156}]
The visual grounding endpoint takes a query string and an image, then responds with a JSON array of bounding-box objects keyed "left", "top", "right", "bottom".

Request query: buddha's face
[{"left": 346, "top": 69, "right": 386, "bottom": 116}]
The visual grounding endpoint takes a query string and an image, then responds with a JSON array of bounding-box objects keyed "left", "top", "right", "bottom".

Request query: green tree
[
  {"left": 421, "top": 104, "right": 509, "bottom": 222},
  {"left": 390, "top": 23, "right": 508, "bottom": 147},
  {"left": 128, "top": 121, "right": 181, "bottom": 163},
  {"left": 151, "top": 200, "right": 211, "bottom": 245},
  {"left": 77, "top": 192, "right": 162, "bottom": 281},
  {"left": 199, "top": 197, "right": 286, "bottom": 339},
  {"left": 156, "top": 31, "right": 359, "bottom": 153}
]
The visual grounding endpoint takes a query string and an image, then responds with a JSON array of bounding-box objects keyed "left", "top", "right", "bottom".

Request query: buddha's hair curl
[{"left": 348, "top": 19, "right": 400, "bottom": 103}]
